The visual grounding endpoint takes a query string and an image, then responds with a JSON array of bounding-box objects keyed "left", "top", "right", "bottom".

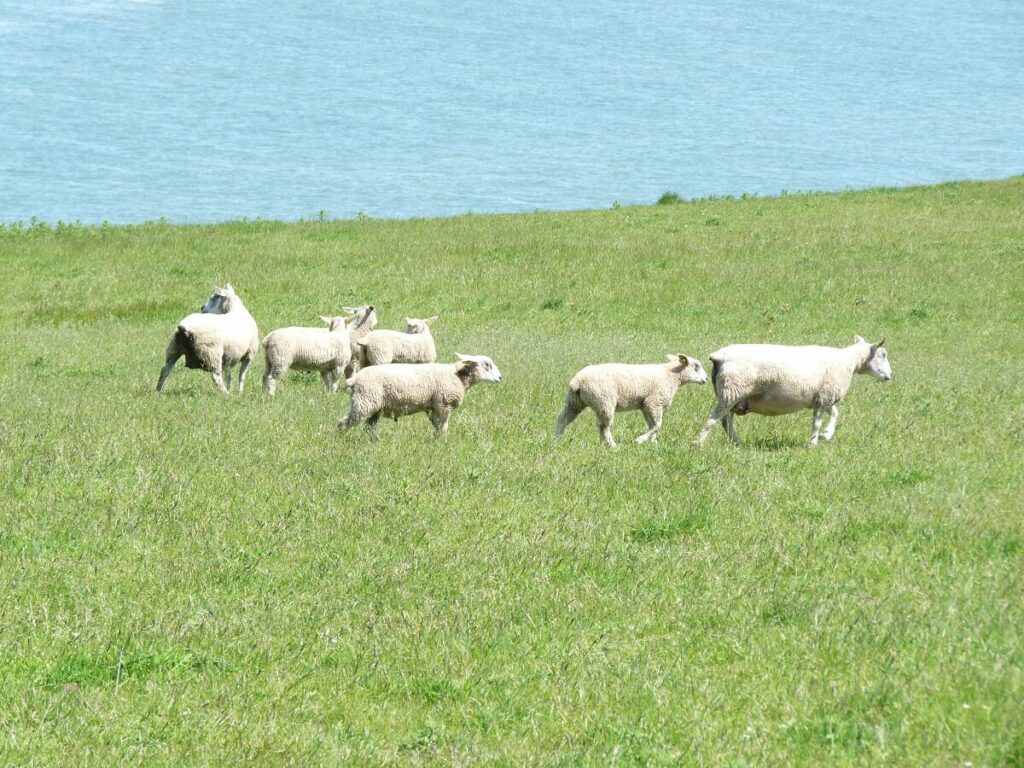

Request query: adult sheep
[
  {"left": 339, "top": 354, "right": 501, "bottom": 439},
  {"left": 156, "top": 284, "right": 260, "bottom": 394},
  {"left": 696, "top": 336, "right": 893, "bottom": 447},
  {"left": 554, "top": 354, "right": 709, "bottom": 447}
]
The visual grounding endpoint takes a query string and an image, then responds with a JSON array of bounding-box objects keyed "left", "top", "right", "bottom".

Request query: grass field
[{"left": 1, "top": 178, "right": 1022, "bottom": 765}]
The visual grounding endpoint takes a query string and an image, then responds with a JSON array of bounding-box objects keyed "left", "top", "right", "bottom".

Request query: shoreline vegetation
[
  {"left": 3, "top": 176, "right": 1020, "bottom": 231},
  {"left": 1, "top": 177, "right": 1022, "bottom": 764}
]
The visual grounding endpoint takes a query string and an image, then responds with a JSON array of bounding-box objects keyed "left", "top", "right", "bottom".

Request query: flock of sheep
[{"left": 156, "top": 284, "right": 894, "bottom": 446}]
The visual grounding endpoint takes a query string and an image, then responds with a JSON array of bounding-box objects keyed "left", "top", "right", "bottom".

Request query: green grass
[{"left": 1, "top": 178, "right": 1022, "bottom": 765}]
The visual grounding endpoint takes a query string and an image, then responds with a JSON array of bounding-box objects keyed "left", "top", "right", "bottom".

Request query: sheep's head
[
  {"left": 319, "top": 315, "right": 349, "bottom": 332},
  {"left": 666, "top": 354, "right": 708, "bottom": 384},
  {"left": 854, "top": 336, "right": 893, "bottom": 381},
  {"left": 405, "top": 316, "right": 438, "bottom": 334},
  {"left": 455, "top": 353, "right": 502, "bottom": 385},
  {"left": 343, "top": 305, "right": 377, "bottom": 330},
  {"left": 201, "top": 284, "right": 237, "bottom": 314}
]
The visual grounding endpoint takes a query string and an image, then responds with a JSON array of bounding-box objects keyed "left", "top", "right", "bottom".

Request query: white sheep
[
  {"left": 261, "top": 314, "right": 355, "bottom": 396},
  {"left": 554, "top": 354, "right": 709, "bottom": 447},
  {"left": 356, "top": 316, "right": 438, "bottom": 367},
  {"left": 696, "top": 336, "right": 893, "bottom": 447},
  {"left": 156, "top": 284, "right": 260, "bottom": 394},
  {"left": 340, "top": 304, "right": 378, "bottom": 377},
  {"left": 340, "top": 353, "right": 502, "bottom": 439}
]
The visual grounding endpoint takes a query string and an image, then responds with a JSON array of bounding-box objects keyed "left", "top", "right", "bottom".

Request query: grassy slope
[{"left": 1, "top": 178, "right": 1022, "bottom": 765}]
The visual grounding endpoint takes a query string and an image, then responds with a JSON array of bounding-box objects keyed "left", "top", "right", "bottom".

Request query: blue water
[{"left": 1, "top": 0, "right": 1022, "bottom": 224}]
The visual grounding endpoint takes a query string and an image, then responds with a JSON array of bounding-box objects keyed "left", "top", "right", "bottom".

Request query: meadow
[{"left": 1, "top": 178, "right": 1022, "bottom": 765}]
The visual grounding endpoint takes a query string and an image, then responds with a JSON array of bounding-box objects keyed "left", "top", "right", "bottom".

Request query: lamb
[
  {"left": 554, "top": 354, "right": 709, "bottom": 447},
  {"left": 156, "top": 284, "right": 260, "bottom": 394},
  {"left": 696, "top": 336, "right": 893, "bottom": 447},
  {"left": 340, "top": 305, "right": 378, "bottom": 377},
  {"left": 339, "top": 354, "right": 502, "bottom": 439},
  {"left": 356, "top": 316, "right": 438, "bottom": 367},
  {"left": 261, "top": 314, "right": 355, "bottom": 396}
]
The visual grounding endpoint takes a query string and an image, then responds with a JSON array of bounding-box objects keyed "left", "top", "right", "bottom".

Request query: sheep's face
[
  {"left": 456, "top": 354, "right": 502, "bottom": 384},
  {"left": 667, "top": 354, "right": 709, "bottom": 384},
  {"left": 405, "top": 316, "right": 437, "bottom": 334},
  {"left": 862, "top": 342, "right": 893, "bottom": 381},
  {"left": 344, "top": 305, "right": 377, "bottom": 330},
  {"left": 201, "top": 285, "right": 235, "bottom": 314},
  {"left": 319, "top": 315, "right": 348, "bottom": 332}
]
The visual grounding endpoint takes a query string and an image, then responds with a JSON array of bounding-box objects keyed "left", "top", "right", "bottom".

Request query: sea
[{"left": 1, "top": 0, "right": 1022, "bottom": 224}]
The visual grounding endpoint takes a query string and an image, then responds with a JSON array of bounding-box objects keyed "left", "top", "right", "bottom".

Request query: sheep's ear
[
  {"left": 875, "top": 338, "right": 886, "bottom": 348},
  {"left": 854, "top": 335, "right": 865, "bottom": 344},
  {"left": 455, "top": 353, "right": 471, "bottom": 361},
  {"left": 342, "top": 306, "right": 356, "bottom": 314},
  {"left": 677, "top": 354, "right": 689, "bottom": 365},
  {"left": 319, "top": 315, "right": 332, "bottom": 325},
  {"left": 225, "top": 283, "right": 234, "bottom": 293},
  {"left": 426, "top": 315, "right": 438, "bottom": 325},
  {"left": 406, "top": 317, "right": 414, "bottom": 325}
]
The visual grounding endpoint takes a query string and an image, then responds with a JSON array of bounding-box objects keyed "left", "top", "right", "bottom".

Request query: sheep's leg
[
  {"left": 636, "top": 404, "right": 663, "bottom": 444},
  {"left": 698, "top": 400, "right": 737, "bottom": 446},
  {"left": 365, "top": 412, "right": 381, "bottom": 441},
  {"left": 593, "top": 407, "right": 616, "bottom": 448},
  {"left": 430, "top": 408, "right": 451, "bottom": 438},
  {"left": 156, "top": 353, "right": 181, "bottom": 393},
  {"left": 554, "top": 402, "right": 584, "bottom": 438},
  {"left": 339, "top": 404, "right": 364, "bottom": 432},
  {"left": 210, "top": 361, "right": 229, "bottom": 394},
  {"left": 822, "top": 405, "right": 840, "bottom": 442},
  {"left": 320, "top": 371, "right": 333, "bottom": 393},
  {"left": 263, "top": 366, "right": 278, "bottom": 396},
  {"left": 723, "top": 413, "right": 740, "bottom": 444},
  {"left": 328, "top": 366, "right": 343, "bottom": 393},
  {"left": 237, "top": 356, "right": 252, "bottom": 394},
  {"left": 810, "top": 405, "right": 826, "bottom": 446},
  {"left": 223, "top": 365, "right": 232, "bottom": 393}
]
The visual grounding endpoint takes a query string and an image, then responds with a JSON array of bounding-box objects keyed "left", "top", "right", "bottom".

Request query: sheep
[
  {"left": 339, "top": 353, "right": 502, "bottom": 439},
  {"left": 261, "top": 314, "right": 355, "bottom": 396},
  {"left": 156, "top": 284, "right": 260, "bottom": 394},
  {"left": 355, "top": 316, "right": 438, "bottom": 367},
  {"left": 696, "top": 336, "right": 893, "bottom": 447},
  {"left": 554, "top": 354, "right": 709, "bottom": 447},
  {"left": 340, "top": 304, "right": 378, "bottom": 377}
]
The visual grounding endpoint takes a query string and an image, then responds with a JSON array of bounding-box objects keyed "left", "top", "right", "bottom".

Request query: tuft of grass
[
  {"left": 656, "top": 191, "right": 684, "bottom": 205},
  {"left": 0, "top": 178, "right": 1022, "bottom": 764}
]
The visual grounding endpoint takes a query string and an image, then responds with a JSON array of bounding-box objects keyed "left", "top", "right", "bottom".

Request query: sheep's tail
[
  {"left": 554, "top": 385, "right": 585, "bottom": 438},
  {"left": 175, "top": 325, "right": 203, "bottom": 369},
  {"left": 709, "top": 353, "right": 724, "bottom": 397}
]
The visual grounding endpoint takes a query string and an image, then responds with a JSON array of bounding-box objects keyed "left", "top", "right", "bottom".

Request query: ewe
[
  {"left": 555, "top": 354, "right": 708, "bottom": 447},
  {"left": 356, "top": 316, "right": 438, "bottom": 367},
  {"left": 340, "top": 354, "right": 502, "bottom": 439},
  {"left": 696, "top": 336, "right": 893, "bottom": 447},
  {"left": 156, "top": 284, "right": 260, "bottom": 394},
  {"left": 262, "top": 314, "right": 354, "bottom": 396}
]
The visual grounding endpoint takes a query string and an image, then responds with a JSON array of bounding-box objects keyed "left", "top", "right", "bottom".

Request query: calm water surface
[{"left": 1, "top": 0, "right": 1022, "bottom": 223}]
